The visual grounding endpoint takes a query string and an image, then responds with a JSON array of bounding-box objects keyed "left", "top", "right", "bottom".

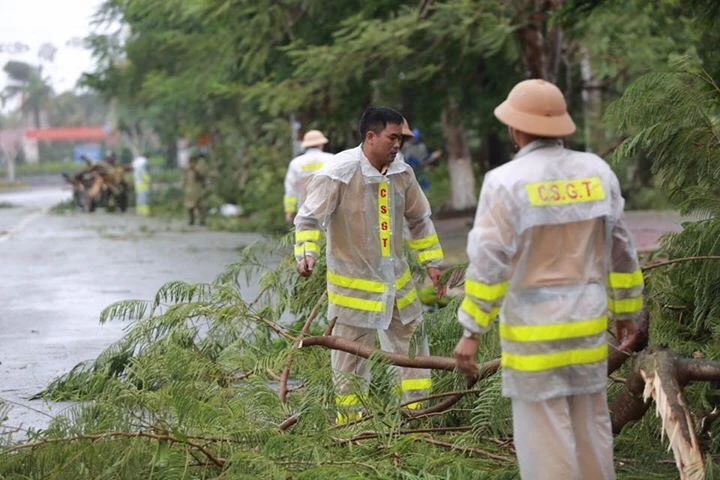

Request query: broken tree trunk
[{"left": 610, "top": 346, "right": 720, "bottom": 480}]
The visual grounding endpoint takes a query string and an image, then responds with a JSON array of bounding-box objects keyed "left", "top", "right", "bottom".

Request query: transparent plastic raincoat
[
  {"left": 294, "top": 145, "right": 444, "bottom": 330},
  {"left": 283, "top": 148, "right": 336, "bottom": 215},
  {"left": 458, "top": 139, "right": 644, "bottom": 401}
]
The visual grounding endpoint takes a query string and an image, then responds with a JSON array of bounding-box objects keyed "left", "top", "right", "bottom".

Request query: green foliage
[
  {"left": 0, "top": 236, "right": 687, "bottom": 478},
  {"left": 610, "top": 58, "right": 720, "bottom": 358}
]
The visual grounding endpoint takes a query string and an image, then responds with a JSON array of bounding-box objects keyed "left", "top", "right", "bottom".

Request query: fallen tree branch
[
  {"left": 299, "top": 335, "right": 485, "bottom": 372},
  {"left": 610, "top": 347, "right": 720, "bottom": 480},
  {"left": 642, "top": 256, "right": 720, "bottom": 272},
  {"left": 337, "top": 426, "right": 472, "bottom": 445},
  {"left": 278, "top": 415, "right": 298, "bottom": 432},
  {"left": 323, "top": 317, "right": 337, "bottom": 336},
  {"left": 279, "top": 293, "right": 326, "bottom": 402},
  {"left": 414, "top": 437, "right": 514, "bottom": 462},
  {"left": 1, "top": 431, "right": 225, "bottom": 467},
  {"left": 248, "top": 314, "right": 295, "bottom": 342},
  {"left": 641, "top": 363, "right": 704, "bottom": 479},
  {"left": 298, "top": 335, "right": 499, "bottom": 428}
]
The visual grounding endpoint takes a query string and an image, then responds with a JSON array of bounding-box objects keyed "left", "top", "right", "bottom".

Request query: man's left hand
[{"left": 426, "top": 267, "right": 446, "bottom": 298}]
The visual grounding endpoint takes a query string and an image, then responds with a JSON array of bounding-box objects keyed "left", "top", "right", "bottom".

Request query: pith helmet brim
[{"left": 494, "top": 79, "right": 576, "bottom": 137}]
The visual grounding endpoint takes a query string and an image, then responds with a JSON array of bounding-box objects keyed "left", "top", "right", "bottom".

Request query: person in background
[
  {"left": 132, "top": 154, "right": 151, "bottom": 216},
  {"left": 183, "top": 151, "right": 209, "bottom": 225},
  {"left": 283, "top": 129, "right": 335, "bottom": 224},
  {"left": 400, "top": 127, "right": 442, "bottom": 190}
]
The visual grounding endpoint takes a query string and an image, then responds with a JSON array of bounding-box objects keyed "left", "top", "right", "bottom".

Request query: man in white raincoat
[
  {"left": 283, "top": 129, "right": 335, "bottom": 224},
  {"left": 454, "top": 79, "right": 644, "bottom": 480},
  {"left": 294, "top": 106, "right": 446, "bottom": 424}
]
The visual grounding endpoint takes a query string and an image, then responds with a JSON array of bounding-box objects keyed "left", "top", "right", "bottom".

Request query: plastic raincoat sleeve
[
  {"left": 458, "top": 174, "right": 515, "bottom": 335},
  {"left": 607, "top": 175, "right": 645, "bottom": 323},
  {"left": 404, "top": 171, "right": 444, "bottom": 267},
  {"left": 293, "top": 173, "right": 340, "bottom": 262},
  {"left": 283, "top": 161, "right": 300, "bottom": 214}
]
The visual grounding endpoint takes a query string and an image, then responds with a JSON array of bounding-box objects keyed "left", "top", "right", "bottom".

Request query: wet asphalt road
[{"left": 0, "top": 186, "right": 263, "bottom": 440}]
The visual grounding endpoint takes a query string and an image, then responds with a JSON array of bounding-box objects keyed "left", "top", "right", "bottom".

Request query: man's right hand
[
  {"left": 296, "top": 256, "right": 316, "bottom": 277},
  {"left": 616, "top": 319, "right": 640, "bottom": 352},
  {"left": 285, "top": 212, "right": 295, "bottom": 225}
]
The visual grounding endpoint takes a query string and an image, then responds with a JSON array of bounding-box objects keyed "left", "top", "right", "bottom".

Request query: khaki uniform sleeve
[
  {"left": 458, "top": 174, "right": 515, "bottom": 335},
  {"left": 293, "top": 174, "right": 339, "bottom": 261},
  {"left": 404, "top": 170, "right": 444, "bottom": 267}
]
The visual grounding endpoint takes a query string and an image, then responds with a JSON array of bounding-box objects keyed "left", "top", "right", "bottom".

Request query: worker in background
[
  {"left": 401, "top": 126, "right": 442, "bottom": 190},
  {"left": 183, "top": 151, "right": 209, "bottom": 225},
  {"left": 283, "top": 129, "right": 334, "bottom": 224},
  {"left": 294, "top": 106, "right": 446, "bottom": 424},
  {"left": 454, "top": 79, "right": 644, "bottom": 480},
  {"left": 132, "top": 154, "right": 151, "bottom": 216}
]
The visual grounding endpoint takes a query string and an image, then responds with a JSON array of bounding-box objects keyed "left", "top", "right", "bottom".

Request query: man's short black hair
[{"left": 359, "top": 106, "right": 403, "bottom": 140}]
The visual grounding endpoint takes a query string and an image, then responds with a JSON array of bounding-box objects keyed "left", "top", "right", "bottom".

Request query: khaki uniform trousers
[
  {"left": 512, "top": 391, "right": 615, "bottom": 480},
  {"left": 331, "top": 308, "right": 431, "bottom": 422}
]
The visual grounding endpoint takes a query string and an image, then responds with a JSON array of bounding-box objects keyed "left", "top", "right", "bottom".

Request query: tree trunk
[
  {"left": 580, "top": 48, "right": 606, "bottom": 153},
  {"left": 611, "top": 347, "right": 709, "bottom": 480},
  {"left": 483, "top": 133, "right": 510, "bottom": 171},
  {"left": 166, "top": 135, "right": 178, "bottom": 169},
  {"left": 514, "top": 0, "right": 565, "bottom": 82},
  {"left": 441, "top": 100, "right": 476, "bottom": 211}
]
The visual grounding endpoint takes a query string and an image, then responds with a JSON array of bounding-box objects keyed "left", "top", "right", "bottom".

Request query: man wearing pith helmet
[
  {"left": 454, "top": 79, "right": 644, "bottom": 479},
  {"left": 283, "top": 129, "right": 335, "bottom": 224}
]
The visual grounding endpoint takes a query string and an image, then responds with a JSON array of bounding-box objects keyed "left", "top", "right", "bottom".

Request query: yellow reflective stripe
[
  {"left": 395, "top": 269, "right": 412, "bottom": 290},
  {"left": 336, "top": 394, "right": 362, "bottom": 406},
  {"left": 296, "top": 230, "right": 321, "bottom": 242},
  {"left": 500, "top": 316, "right": 607, "bottom": 342},
  {"left": 328, "top": 291, "right": 384, "bottom": 312},
  {"left": 608, "top": 270, "right": 644, "bottom": 289},
  {"left": 327, "top": 271, "right": 385, "bottom": 293},
  {"left": 336, "top": 411, "right": 362, "bottom": 424},
  {"left": 418, "top": 248, "right": 444, "bottom": 264},
  {"left": 294, "top": 242, "right": 318, "bottom": 256},
  {"left": 465, "top": 279, "right": 508, "bottom": 303},
  {"left": 407, "top": 234, "right": 439, "bottom": 251},
  {"left": 461, "top": 297, "right": 498, "bottom": 328},
  {"left": 608, "top": 296, "right": 644, "bottom": 314},
  {"left": 405, "top": 402, "right": 422, "bottom": 410},
  {"left": 378, "top": 182, "right": 391, "bottom": 257},
  {"left": 396, "top": 288, "right": 418, "bottom": 310},
  {"left": 502, "top": 344, "right": 608, "bottom": 372},
  {"left": 136, "top": 204, "right": 150, "bottom": 216},
  {"left": 401, "top": 378, "right": 432, "bottom": 391},
  {"left": 284, "top": 197, "right": 297, "bottom": 208},
  {"left": 526, "top": 176, "right": 606, "bottom": 207},
  {"left": 301, "top": 162, "right": 324, "bottom": 172}
]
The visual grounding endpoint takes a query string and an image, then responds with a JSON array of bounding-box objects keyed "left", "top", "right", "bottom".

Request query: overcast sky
[{"left": 0, "top": 0, "right": 106, "bottom": 94}]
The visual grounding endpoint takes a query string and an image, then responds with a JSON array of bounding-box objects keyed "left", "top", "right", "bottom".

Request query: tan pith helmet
[
  {"left": 401, "top": 117, "right": 415, "bottom": 138},
  {"left": 494, "top": 79, "right": 576, "bottom": 137},
  {"left": 301, "top": 129, "right": 329, "bottom": 148}
]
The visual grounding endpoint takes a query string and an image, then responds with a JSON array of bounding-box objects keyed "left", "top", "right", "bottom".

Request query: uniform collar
[
  {"left": 514, "top": 138, "right": 563, "bottom": 159},
  {"left": 359, "top": 145, "right": 405, "bottom": 178}
]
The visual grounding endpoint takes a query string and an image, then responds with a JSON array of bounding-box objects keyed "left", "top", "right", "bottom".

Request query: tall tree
[{"left": 2, "top": 61, "right": 54, "bottom": 129}]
